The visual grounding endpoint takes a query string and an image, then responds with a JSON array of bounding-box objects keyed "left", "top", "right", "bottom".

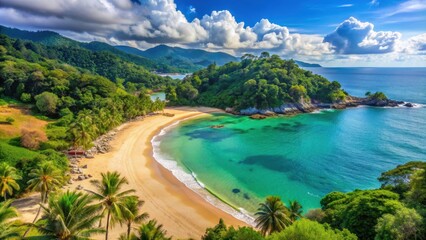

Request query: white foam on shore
[{"left": 151, "top": 118, "right": 256, "bottom": 226}]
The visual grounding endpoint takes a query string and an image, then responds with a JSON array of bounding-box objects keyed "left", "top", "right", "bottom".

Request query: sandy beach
[{"left": 14, "top": 107, "right": 247, "bottom": 239}]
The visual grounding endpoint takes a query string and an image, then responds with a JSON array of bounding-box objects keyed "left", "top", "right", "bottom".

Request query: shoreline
[
  {"left": 14, "top": 107, "right": 248, "bottom": 239},
  {"left": 151, "top": 116, "right": 256, "bottom": 226}
]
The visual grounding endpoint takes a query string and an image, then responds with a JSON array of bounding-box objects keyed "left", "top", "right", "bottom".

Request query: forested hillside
[
  {"left": 0, "top": 33, "right": 167, "bottom": 196},
  {"left": 117, "top": 44, "right": 238, "bottom": 72},
  {"left": 167, "top": 53, "right": 346, "bottom": 110},
  {"left": 0, "top": 25, "right": 187, "bottom": 73}
]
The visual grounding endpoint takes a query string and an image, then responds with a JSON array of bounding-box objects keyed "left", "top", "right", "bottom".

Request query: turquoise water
[
  {"left": 156, "top": 68, "right": 426, "bottom": 214},
  {"left": 150, "top": 92, "right": 166, "bottom": 101}
]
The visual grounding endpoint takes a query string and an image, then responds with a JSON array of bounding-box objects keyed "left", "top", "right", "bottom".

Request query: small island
[{"left": 166, "top": 53, "right": 408, "bottom": 118}]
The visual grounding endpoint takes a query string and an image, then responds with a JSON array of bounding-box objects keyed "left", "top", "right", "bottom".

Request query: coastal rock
[
  {"left": 263, "top": 111, "right": 277, "bottom": 117},
  {"left": 232, "top": 188, "right": 241, "bottom": 194},
  {"left": 250, "top": 114, "right": 267, "bottom": 120},
  {"left": 234, "top": 96, "right": 405, "bottom": 117},
  {"left": 404, "top": 102, "right": 414, "bottom": 107}
]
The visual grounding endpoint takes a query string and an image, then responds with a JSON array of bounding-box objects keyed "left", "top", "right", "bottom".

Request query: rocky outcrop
[
  {"left": 229, "top": 96, "right": 408, "bottom": 118},
  {"left": 250, "top": 114, "right": 267, "bottom": 120},
  {"left": 88, "top": 129, "right": 118, "bottom": 154}
]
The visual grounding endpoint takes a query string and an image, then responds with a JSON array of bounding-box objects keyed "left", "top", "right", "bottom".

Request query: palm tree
[
  {"left": 0, "top": 200, "right": 21, "bottom": 239},
  {"left": 23, "top": 164, "right": 64, "bottom": 237},
  {"left": 255, "top": 196, "right": 291, "bottom": 236},
  {"left": 120, "top": 196, "right": 149, "bottom": 239},
  {"left": 131, "top": 220, "right": 171, "bottom": 240},
  {"left": 69, "top": 111, "right": 98, "bottom": 150},
  {"left": 288, "top": 200, "right": 303, "bottom": 221},
  {"left": 35, "top": 190, "right": 104, "bottom": 240},
  {"left": 0, "top": 163, "right": 21, "bottom": 200},
  {"left": 88, "top": 171, "right": 135, "bottom": 240}
]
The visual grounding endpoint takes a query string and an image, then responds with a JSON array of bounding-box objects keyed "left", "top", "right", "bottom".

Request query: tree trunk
[
  {"left": 105, "top": 210, "right": 111, "bottom": 240},
  {"left": 23, "top": 204, "right": 42, "bottom": 237},
  {"left": 127, "top": 222, "right": 131, "bottom": 239}
]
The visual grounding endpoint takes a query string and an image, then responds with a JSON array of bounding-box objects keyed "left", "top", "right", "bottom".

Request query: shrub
[
  {"left": 20, "top": 93, "right": 32, "bottom": 103},
  {"left": 34, "top": 91, "right": 59, "bottom": 115},
  {"left": 20, "top": 128, "right": 48, "bottom": 150},
  {"left": 5, "top": 117, "right": 14, "bottom": 124},
  {"left": 267, "top": 219, "right": 357, "bottom": 240}
]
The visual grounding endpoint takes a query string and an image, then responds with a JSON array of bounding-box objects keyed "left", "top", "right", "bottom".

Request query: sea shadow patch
[
  {"left": 273, "top": 122, "right": 305, "bottom": 132},
  {"left": 185, "top": 129, "right": 233, "bottom": 142},
  {"left": 239, "top": 155, "right": 298, "bottom": 173},
  {"left": 232, "top": 128, "right": 251, "bottom": 134}
]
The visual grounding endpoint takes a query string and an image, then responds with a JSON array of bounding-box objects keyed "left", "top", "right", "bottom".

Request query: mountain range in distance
[{"left": 0, "top": 25, "right": 321, "bottom": 72}]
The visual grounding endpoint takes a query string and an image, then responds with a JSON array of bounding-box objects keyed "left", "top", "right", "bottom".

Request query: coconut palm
[
  {"left": 0, "top": 200, "right": 21, "bottom": 239},
  {"left": 0, "top": 163, "right": 21, "bottom": 200},
  {"left": 23, "top": 163, "right": 64, "bottom": 237},
  {"left": 69, "top": 111, "right": 98, "bottom": 150},
  {"left": 35, "top": 190, "right": 104, "bottom": 240},
  {"left": 27, "top": 164, "right": 64, "bottom": 203},
  {"left": 120, "top": 196, "right": 149, "bottom": 239},
  {"left": 255, "top": 196, "right": 291, "bottom": 236},
  {"left": 87, "top": 171, "right": 135, "bottom": 240},
  {"left": 131, "top": 220, "right": 171, "bottom": 240},
  {"left": 288, "top": 200, "right": 303, "bottom": 221}
]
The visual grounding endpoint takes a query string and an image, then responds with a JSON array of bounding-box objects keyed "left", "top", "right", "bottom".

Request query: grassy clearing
[{"left": 0, "top": 105, "right": 48, "bottom": 139}]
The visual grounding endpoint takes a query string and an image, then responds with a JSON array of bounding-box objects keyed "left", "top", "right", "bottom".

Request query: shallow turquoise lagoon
[{"left": 156, "top": 68, "right": 426, "bottom": 213}]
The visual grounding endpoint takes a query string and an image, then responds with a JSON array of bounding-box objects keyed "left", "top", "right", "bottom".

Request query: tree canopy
[{"left": 167, "top": 54, "right": 347, "bottom": 110}]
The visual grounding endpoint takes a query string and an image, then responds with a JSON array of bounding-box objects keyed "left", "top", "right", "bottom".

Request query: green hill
[
  {"left": 0, "top": 25, "right": 185, "bottom": 73},
  {"left": 167, "top": 54, "right": 345, "bottom": 111},
  {"left": 295, "top": 60, "right": 322, "bottom": 67},
  {"left": 116, "top": 44, "right": 238, "bottom": 71},
  {"left": 0, "top": 25, "right": 79, "bottom": 47}
]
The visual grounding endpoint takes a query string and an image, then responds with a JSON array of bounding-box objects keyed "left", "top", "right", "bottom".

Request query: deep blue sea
[{"left": 154, "top": 68, "right": 426, "bottom": 217}]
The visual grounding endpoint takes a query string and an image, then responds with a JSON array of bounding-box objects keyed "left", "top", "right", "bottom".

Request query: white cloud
[
  {"left": 324, "top": 17, "right": 401, "bottom": 54},
  {"left": 401, "top": 33, "right": 426, "bottom": 54},
  {"left": 383, "top": 0, "right": 426, "bottom": 17},
  {"left": 0, "top": 0, "right": 425, "bottom": 66},
  {"left": 369, "top": 0, "right": 379, "bottom": 6},
  {"left": 338, "top": 4, "right": 354, "bottom": 8},
  {"left": 189, "top": 5, "right": 196, "bottom": 14}
]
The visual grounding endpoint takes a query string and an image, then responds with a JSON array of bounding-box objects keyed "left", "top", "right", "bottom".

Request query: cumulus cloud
[
  {"left": 402, "top": 33, "right": 426, "bottom": 54},
  {"left": 0, "top": 0, "right": 335, "bottom": 57},
  {"left": 0, "top": 0, "right": 425, "bottom": 63},
  {"left": 324, "top": 17, "right": 401, "bottom": 54}
]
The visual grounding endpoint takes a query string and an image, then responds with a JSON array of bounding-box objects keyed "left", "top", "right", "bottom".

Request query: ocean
[{"left": 153, "top": 67, "right": 426, "bottom": 218}]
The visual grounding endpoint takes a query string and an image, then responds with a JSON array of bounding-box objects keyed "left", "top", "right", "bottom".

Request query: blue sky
[
  {"left": 0, "top": 0, "right": 425, "bottom": 66},
  {"left": 176, "top": 0, "right": 426, "bottom": 37}
]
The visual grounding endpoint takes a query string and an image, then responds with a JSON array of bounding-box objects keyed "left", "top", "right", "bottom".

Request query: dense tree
[
  {"left": 88, "top": 171, "right": 135, "bottom": 240},
  {"left": 169, "top": 54, "right": 347, "bottom": 109},
  {"left": 202, "top": 219, "right": 264, "bottom": 240},
  {"left": 35, "top": 190, "right": 104, "bottom": 239},
  {"left": 378, "top": 161, "right": 426, "bottom": 196},
  {"left": 0, "top": 200, "right": 21, "bottom": 239},
  {"left": 255, "top": 196, "right": 291, "bottom": 236},
  {"left": 267, "top": 219, "right": 357, "bottom": 240},
  {"left": 375, "top": 207, "right": 423, "bottom": 240},
  {"left": 0, "top": 163, "right": 21, "bottom": 200},
  {"left": 69, "top": 111, "right": 99, "bottom": 150},
  {"left": 321, "top": 190, "right": 403, "bottom": 240},
  {"left": 35, "top": 91, "right": 59, "bottom": 115}
]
